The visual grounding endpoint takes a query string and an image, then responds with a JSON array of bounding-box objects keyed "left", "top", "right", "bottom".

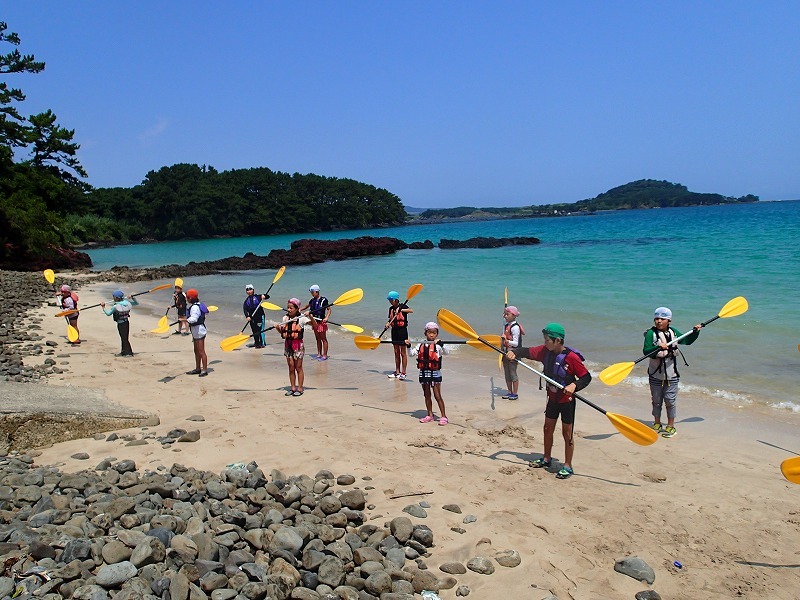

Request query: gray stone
[
  {"left": 101, "top": 540, "right": 132, "bottom": 564},
  {"left": 96, "top": 560, "right": 137, "bottom": 588},
  {"left": 614, "top": 556, "right": 656, "bottom": 584},
  {"left": 389, "top": 516, "right": 413, "bottom": 544},
  {"left": 339, "top": 489, "right": 366, "bottom": 510},
  {"left": 317, "top": 555, "right": 345, "bottom": 587},
  {"left": 402, "top": 504, "right": 427, "bottom": 518},
  {"left": 456, "top": 585, "right": 471, "bottom": 596},
  {"left": 494, "top": 549, "right": 521, "bottom": 567},
  {"left": 466, "top": 556, "right": 494, "bottom": 575},
  {"left": 337, "top": 474, "right": 356, "bottom": 485},
  {"left": 462, "top": 515, "right": 477, "bottom": 524},
  {"left": 71, "top": 452, "right": 90, "bottom": 460},
  {"left": 439, "top": 562, "right": 466, "bottom": 575},
  {"left": 364, "top": 571, "right": 392, "bottom": 595},
  {"left": 178, "top": 430, "right": 201, "bottom": 442},
  {"left": 269, "top": 526, "right": 304, "bottom": 556},
  {"left": 635, "top": 591, "right": 662, "bottom": 600},
  {"left": 442, "top": 504, "right": 462, "bottom": 513},
  {"left": 130, "top": 536, "right": 166, "bottom": 567}
]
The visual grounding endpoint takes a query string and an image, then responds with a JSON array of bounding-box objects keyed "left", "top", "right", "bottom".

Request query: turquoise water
[{"left": 88, "top": 201, "right": 800, "bottom": 411}]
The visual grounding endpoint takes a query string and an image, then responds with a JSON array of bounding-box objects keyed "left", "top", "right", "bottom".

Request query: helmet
[
  {"left": 654, "top": 307, "right": 672, "bottom": 320},
  {"left": 112, "top": 290, "right": 124, "bottom": 300},
  {"left": 504, "top": 305, "right": 520, "bottom": 317},
  {"left": 186, "top": 289, "right": 199, "bottom": 300},
  {"left": 424, "top": 321, "right": 439, "bottom": 332},
  {"left": 309, "top": 284, "right": 320, "bottom": 293},
  {"left": 60, "top": 284, "right": 71, "bottom": 293},
  {"left": 288, "top": 298, "right": 300, "bottom": 308},
  {"left": 245, "top": 284, "right": 254, "bottom": 291},
  {"left": 542, "top": 322, "right": 566, "bottom": 340},
  {"left": 387, "top": 291, "right": 400, "bottom": 301}
]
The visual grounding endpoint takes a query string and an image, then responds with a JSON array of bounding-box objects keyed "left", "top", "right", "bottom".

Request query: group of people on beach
[{"left": 59, "top": 279, "right": 703, "bottom": 481}]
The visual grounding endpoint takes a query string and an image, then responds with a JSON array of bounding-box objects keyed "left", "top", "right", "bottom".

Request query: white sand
[{"left": 25, "top": 283, "right": 800, "bottom": 598}]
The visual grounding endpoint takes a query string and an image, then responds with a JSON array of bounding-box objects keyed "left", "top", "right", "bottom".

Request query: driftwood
[{"left": 389, "top": 490, "right": 434, "bottom": 500}]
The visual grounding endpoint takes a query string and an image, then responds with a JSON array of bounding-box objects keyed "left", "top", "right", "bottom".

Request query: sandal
[
  {"left": 186, "top": 369, "right": 201, "bottom": 375},
  {"left": 419, "top": 415, "right": 434, "bottom": 423},
  {"left": 198, "top": 371, "right": 208, "bottom": 377},
  {"left": 438, "top": 417, "right": 448, "bottom": 426},
  {"left": 293, "top": 390, "right": 304, "bottom": 396},
  {"left": 529, "top": 457, "right": 551, "bottom": 469},
  {"left": 285, "top": 390, "right": 296, "bottom": 396},
  {"left": 556, "top": 466, "right": 574, "bottom": 479}
]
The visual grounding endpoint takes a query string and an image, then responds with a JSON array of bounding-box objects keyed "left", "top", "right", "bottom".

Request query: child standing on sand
[
  {"left": 500, "top": 306, "right": 524, "bottom": 400},
  {"left": 410, "top": 322, "right": 449, "bottom": 425},
  {"left": 185, "top": 289, "right": 209, "bottom": 377},
  {"left": 277, "top": 298, "right": 312, "bottom": 396},
  {"left": 101, "top": 290, "right": 138, "bottom": 357},
  {"left": 386, "top": 290, "right": 413, "bottom": 379}
]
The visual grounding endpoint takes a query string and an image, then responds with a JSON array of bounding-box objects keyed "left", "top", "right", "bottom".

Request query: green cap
[{"left": 542, "top": 322, "right": 565, "bottom": 340}]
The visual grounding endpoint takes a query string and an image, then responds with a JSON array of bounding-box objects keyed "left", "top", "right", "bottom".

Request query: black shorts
[
  {"left": 391, "top": 327, "right": 409, "bottom": 344},
  {"left": 177, "top": 308, "right": 187, "bottom": 317},
  {"left": 545, "top": 399, "right": 576, "bottom": 425}
]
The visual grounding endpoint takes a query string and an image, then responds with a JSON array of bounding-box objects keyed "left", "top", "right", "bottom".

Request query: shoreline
[{"left": 6, "top": 274, "right": 800, "bottom": 597}]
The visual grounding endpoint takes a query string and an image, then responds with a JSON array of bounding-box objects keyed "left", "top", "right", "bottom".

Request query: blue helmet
[
  {"left": 112, "top": 290, "right": 124, "bottom": 300},
  {"left": 387, "top": 291, "right": 400, "bottom": 301}
]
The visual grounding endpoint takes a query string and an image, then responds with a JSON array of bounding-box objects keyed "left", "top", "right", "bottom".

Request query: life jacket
[
  {"left": 243, "top": 294, "right": 262, "bottom": 317},
  {"left": 190, "top": 301, "right": 208, "bottom": 326},
  {"left": 309, "top": 296, "right": 329, "bottom": 319},
  {"left": 61, "top": 292, "right": 79, "bottom": 310},
  {"left": 646, "top": 326, "right": 687, "bottom": 380},
  {"left": 113, "top": 301, "right": 131, "bottom": 323},
  {"left": 540, "top": 347, "right": 585, "bottom": 398},
  {"left": 173, "top": 291, "right": 187, "bottom": 310},
  {"left": 389, "top": 304, "right": 408, "bottom": 328},
  {"left": 502, "top": 320, "right": 524, "bottom": 348},
  {"left": 281, "top": 319, "right": 304, "bottom": 340},
  {"left": 416, "top": 342, "right": 442, "bottom": 371}
]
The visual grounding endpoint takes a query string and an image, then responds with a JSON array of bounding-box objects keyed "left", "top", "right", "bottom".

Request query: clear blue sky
[{"left": 4, "top": 2, "right": 799, "bottom": 207}]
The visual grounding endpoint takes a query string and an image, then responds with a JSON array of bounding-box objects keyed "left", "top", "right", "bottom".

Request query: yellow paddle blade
[
  {"left": 339, "top": 324, "right": 364, "bottom": 333},
  {"left": 504, "top": 286, "right": 508, "bottom": 305},
  {"left": 55, "top": 309, "right": 78, "bottom": 318},
  {"left": 437, "top": 308, "right": 479, "bottom": 340},
  {"left": 207, "top": 305, "right": 218, "bottom": 312},
  {"left": 43, "top": 269, "right": 55, "bottom": 284},
  {"left": 147, "top": 283, "right": 173, "bottom": 293},
  {"left": 174, "top": 278, "right": 183, "bottom": 288},
  {"left": 67, "top": 325, "right": 79, "bottom": 343},
  {"left": 406, "top": 283, "right": 424, "bottom": 301},
  {"left": 150, "top": 325, "right": 171, "bottom": 334},
  {"left": 719, "top": 296, "right": 748, "bottom": 318},
  {"left": 273, "top": 266, "right": 286, "bottom": 283},
  {"left": 780, "top": 457, "right": 800, "bottom": 484},
  {"left": 498, "top": 352, "right": 503, "bottom": 370},
  {"left": 354, "top": 335, "right": 381, "bottom": 350},
  {"left": 220, "top": 333, "right": 251, "bottom": 352},
  {"left": 333, "top": 288, "right": 364, "bottom": 306},
  {"left": 607, "top": 412, "right": 659, "bottom": 446},
  {"left": 466, "top": 335, "right": 502, "bottom": 351},
  {"left": 157, "top": 315, "right": 169, "bottom": 329},
  {"left": 260, "top": 301, "right": 282, "bottom": 310},
  {"left": 599, "top": 361, "right": 636, "bottom": 386}
]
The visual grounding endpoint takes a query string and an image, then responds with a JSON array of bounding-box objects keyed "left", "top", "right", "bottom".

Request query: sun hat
[
  {"left": 387, "top": 291, "right": 400, "bottom": 301},
  {"left": 60, "top": 284, "right": 71, "bottom": 293},
  {"left": 654, "top": 307, "right": 672, "bottom": 320},
  {"left": 542, "top": 322, "right": 566, "bottom": 340},
  {"left": 505, "top": 305, "right": 520, "bottom": 317},
  {"left": 424, "top": 321, "right": 439, "bottom": 332},
  {"left": 245, "top": 284, "right": 254, "bottom": 291},
  {"left": 309, "top": 284, "right": 320, "bottom": 293},
  {"left": 288, "top": 298, "right": 300, "bottom": 308},
  {"left": 186, "top": 289, "right": 199, "bottom": 300},
  {"left": 112, "top": 290, "right": 124, "bottom": 299}
]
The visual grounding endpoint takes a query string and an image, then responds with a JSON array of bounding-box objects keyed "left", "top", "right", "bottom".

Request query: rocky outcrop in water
[{"left": 438, "top": 237, "right": 540, "bottom": 249}]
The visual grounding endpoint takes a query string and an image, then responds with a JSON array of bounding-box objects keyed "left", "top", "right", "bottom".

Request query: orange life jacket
[
  {"left": 389, "top": 304, "right": 407, "bottom": 328},
  {"left": 416, "top": 342, "right": 442, "bottom": 371},
  {"left": 280, "top": 319, "right": 304, "bottom": 340}
]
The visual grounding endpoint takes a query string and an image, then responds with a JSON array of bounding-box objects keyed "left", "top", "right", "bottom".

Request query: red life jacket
[
  {"left": 61, "top": 292, "right": 79, "bottom": 310},
  {"left": 281, "top": 319, "right": 304, "bottom": 340},
  {"left": 389, "top": 304, "right": 407, "bottom": 328},
  {"left": 416, "top": 342, "right": 442, "bottom": 371}
]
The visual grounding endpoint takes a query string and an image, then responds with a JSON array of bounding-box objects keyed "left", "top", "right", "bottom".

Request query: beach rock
[
  {"left": 456, "top": 585, "right": 471, "bottom": 596},
  {"left": 96, "top": 561, "right": 137, "bottom": 588},
  {"left": 466, "top": 557, "right": 495, "bottom": 575},
  {"left": 403, "top": 504, "right": 427, "bottom": 518},
  {"left": 442, "top": 504, "right": 462, "bottom": 514},
  {"left": 337, "top": 474, "right": 356, "bottom": 485},
  {"left": 615, "top": 556, "right": 656, "bottom": 584},
  {"left": 494, "top": 549, "right": 521, "bottom": 567},
  {"left": 439, "top": 562, "right": 467, "bottom": 575},
  {"left": 635, "top": 591, "right": 662, "bottom": 600},
  {"left": 462, "top": 514, "right": 477, "bottom": 524},
  {"left": 438, "top": 236, "right": 540, "bottom": 249}
]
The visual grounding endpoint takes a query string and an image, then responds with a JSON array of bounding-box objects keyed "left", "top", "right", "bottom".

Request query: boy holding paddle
[
  {"left": 645, "top": 307, "right": 702, "bottom": 438},
  {"left": 507, "top": 323, "right": 592, "bottom": 480},
  {"left": 386, "top": 291, "right": 413, "bottom": 380}
]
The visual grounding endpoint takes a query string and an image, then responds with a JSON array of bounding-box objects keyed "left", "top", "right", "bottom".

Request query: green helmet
[{"left": 542, "top": 322, "right": 565, "bottom": 340}]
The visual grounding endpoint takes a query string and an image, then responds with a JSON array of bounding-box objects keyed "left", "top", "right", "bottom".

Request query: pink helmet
[
  {"left": 60, "top": 284, "right": 71, "bottom": 293},
  {"left": 505, "top": 305, "right": 520, "bottom": 317},
  {"left": 424, "top": 321, "right": 439, "bottom": 332}
]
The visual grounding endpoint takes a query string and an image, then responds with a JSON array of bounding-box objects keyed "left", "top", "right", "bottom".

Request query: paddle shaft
[
  {"left": 478, "top": 336, "right": 607, "bottom": 415},
  {"left": 69, "top": 287, "right": 165, "bottom": 314}
]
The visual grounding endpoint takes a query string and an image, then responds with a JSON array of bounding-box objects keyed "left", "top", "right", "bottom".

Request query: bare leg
[
  {"left": 543, "top": 417, "right": 557, "bottom": 460},
  {"left": 562, "top": 423, "right": 574, "bottom": 469},
  {"left": 432, "top": 383, "right": 447, "bottom": 419}
]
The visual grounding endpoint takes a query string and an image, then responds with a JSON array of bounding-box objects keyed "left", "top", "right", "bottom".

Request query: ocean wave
[{"left": 769, "top": 401, "right": 800, "bottom": 413}]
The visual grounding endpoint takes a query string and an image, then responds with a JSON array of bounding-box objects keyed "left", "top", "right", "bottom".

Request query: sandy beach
[{"left": 21, "top": 281, "right": 800, "bottom": 599}]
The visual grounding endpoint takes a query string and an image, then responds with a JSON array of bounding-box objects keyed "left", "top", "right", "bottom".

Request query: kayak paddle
[
  {"left": 437, "top": 308, "right": 658, "bottom": 446},
  {"left": 781, "top": 457, "right": 800, "bottom": 484},
  {"left": 378, "top": 283, "right": 423, "bottom": 339},
  {"left": 56, "top": 283, "right": 173, "bottom": 317},
  {"left": 354, "top": 334, "right": 501, "bottom": 351}
]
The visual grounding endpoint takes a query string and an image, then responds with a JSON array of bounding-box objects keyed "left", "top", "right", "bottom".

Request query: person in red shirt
[{"left": 507, "top": 322, "right": 592, "bottom": 480}]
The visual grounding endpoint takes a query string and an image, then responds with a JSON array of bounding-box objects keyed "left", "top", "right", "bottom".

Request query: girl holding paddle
[
  {"left": 410, "top": 322, "right": 449, "bottom": 425},
  {"left": 58, "top": 285, "right": 80, "bottom": 344},
  {"left": 185, "top": 289, "right": 209, "bottom": 377},
  {"left": 507, "top": 323, "right": 592, "bottom": 480},
  {"left": 277, "top": 298, "right": 312, "bottom": 396},
  {"left": 501, "top": 306, "right": 524, "bottom": 400},
  {"left": 645, "top": 307, "right": 702, "bottom": 438},
  {"left": 386, "top": 291, "right": 413, "bottom": 380}
]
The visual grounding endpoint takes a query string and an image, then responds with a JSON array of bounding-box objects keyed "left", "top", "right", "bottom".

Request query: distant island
[{"left": 412, "top": 179, "right": 758, "bottom": 221}]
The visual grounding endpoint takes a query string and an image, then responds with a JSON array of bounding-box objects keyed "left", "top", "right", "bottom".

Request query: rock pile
[
  {"left": 0, "top": 271, "right": 79, "bottom": 383},
  {"left": 0, "top": 455, "right": 520, "bottom": 599}
]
